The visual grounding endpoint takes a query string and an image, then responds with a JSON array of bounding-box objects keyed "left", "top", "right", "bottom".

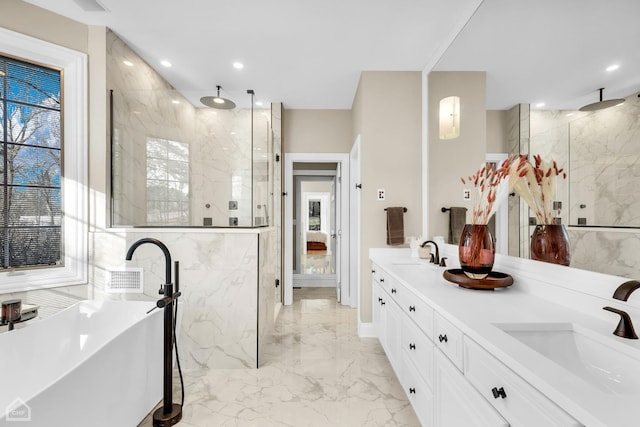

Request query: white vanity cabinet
[
  {"left": 370, "top": 258, "right": 583, "bottom": 427},
  {"left": 372, "top": 265, "right": 436, "bottom": 426},
  {"left": 372, "top": 265, "right": 402, "bottom": 370}
]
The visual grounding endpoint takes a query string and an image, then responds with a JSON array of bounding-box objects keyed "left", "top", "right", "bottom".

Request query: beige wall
[
  {"left": 285, "top": 109, "right": 353, "bottom": 153},
  {"left": 353, "top": 71, "right": 422, "bottom": 323},
  {"left": 0, "top": 0, "right": 88, "bottom": 52},
  {"left": 487, "top": 110, "right": 509, "bottom": 153},
  {"left": 428, "top": 71, "right": 487, "bottom": 239}
]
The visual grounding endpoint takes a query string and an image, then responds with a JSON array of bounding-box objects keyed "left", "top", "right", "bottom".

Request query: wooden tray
[{"left": 443, "top": 269, "right": 513, "bottom": 290}]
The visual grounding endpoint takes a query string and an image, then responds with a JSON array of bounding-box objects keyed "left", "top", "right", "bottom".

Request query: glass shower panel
[
  {"left": 111, "top": 88, "right": 272, "bottom": 227},
  {"left": 252, "top": 106, "right": 271, "bottom": 226}
]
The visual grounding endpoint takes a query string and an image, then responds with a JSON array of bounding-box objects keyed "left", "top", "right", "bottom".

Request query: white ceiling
[
  {"left": 22, "top": 0, "right": 482, "bottom": 109},
  {"left": 435, "top": 0, "right": 640, "bottom": 110},
  {"left": 22, "top": 0, "right": 640, "bottom": 111}
]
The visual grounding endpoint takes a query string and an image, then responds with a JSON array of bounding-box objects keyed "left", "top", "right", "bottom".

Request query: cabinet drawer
[
  {"left": 434, "top": 312, "right": 464, "bottom": 371},
  {"left": 401, "top": 318, "right": 434, "bottom": 388},
  {"left": 402, "top": 349, "right": 434, "bottom": 427},
  {"left": 435, "top": 350, "right": 508, "bottom": 427},
  {"left": 465, "top": 338, "right": 582, "bottom": 427},
  {"left": 399, "top": 287, "right": 434, "bottom": 340}
]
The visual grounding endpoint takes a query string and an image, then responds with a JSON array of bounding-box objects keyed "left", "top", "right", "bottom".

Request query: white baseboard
[{"left": 358, "top": 322, "right": 376, "bottom": 338}]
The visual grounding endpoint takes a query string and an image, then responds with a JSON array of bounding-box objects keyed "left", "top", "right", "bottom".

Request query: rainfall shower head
[
  {"left": 200, "top": 85, "right": 236, "bottom": 109},
  {"left": 579, "top": 88, "right": 625, "bottom": 112}
]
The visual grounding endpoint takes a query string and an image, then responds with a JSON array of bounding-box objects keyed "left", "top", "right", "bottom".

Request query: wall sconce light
[{"left": 439, "top": 96, "right": 460, "bottom": 140}]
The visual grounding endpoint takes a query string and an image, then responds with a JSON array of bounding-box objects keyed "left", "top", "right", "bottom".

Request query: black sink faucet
[
  {"left": 603, "top": 280, "right": 640, "bottom": 339},
  {"left": 421, "top": 240, "right": 439, "bottom": 265}
]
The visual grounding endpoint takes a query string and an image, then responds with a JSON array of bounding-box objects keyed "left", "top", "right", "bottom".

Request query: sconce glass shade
[{"left": 439, "top": 96, "right": 460, "bottom": 140}]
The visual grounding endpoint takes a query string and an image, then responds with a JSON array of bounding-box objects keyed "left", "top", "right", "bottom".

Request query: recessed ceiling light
[
  {"left": 123, "top": 60, "right": 134, "bottom": 67},
  {"left": 160, "top": 60, "right": 172, "bottom": 68},
  {"left": 255, "top": 101, "right": 264, "bottom": 106},
  {"left": 535, "top": 102, "right": 545, "bottom": 108},
  {"left": 606, "top": 64, "right": 619, "bottom": 72},
  {"left": 172, "top": 100, "right": 180, "bottom": 104},
  {"left": 233, "top": 62, "right": 244, "bottom": 70},
  {"left": 566, "top": 113, "right": 574, "bottom": 117}
]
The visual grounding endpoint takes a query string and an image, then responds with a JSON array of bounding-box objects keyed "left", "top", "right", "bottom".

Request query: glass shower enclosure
[{"left": 110, "top": 89, "right": 275, "bottom": 228}]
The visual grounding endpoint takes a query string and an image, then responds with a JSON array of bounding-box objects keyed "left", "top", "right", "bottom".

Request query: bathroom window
[
  {"left": 146, "top": 138, "right": 190, "bottom": 225},
  {"left": 0, "top": 55, "right": 62, "bottom": 269},
  {"left": 0, "top": 28, "right": 88, "bottom": 292}
]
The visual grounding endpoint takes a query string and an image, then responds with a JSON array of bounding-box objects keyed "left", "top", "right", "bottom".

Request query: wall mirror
[{"left": 433, "top": 0, "right": 640, "bottom": 277}]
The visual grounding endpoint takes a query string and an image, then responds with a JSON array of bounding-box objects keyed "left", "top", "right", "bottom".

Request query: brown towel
[
  {"left": 449, "top": 207, "right": 467, "bottom": 244},
  {"left": 386, "top": 207, "right": 405, "bottom": 246}
]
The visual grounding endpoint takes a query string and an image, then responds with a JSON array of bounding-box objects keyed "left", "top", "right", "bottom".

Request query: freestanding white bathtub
[{"left": 0, "top": 300, "right": 164, "bottom": 426}]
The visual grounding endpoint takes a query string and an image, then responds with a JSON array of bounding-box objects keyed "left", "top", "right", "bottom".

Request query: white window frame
[{"left": 0, "top": 28, "right": 88, "bottom": 292}]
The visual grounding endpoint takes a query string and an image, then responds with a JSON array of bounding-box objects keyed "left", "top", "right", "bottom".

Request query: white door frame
[
  {"left": 284, "top": 153, "right": 350, "bottom": 306},
  {"left": 349, "top": 136, "right": 361, "bottom": 310},
  {"left": 486, "top": 153, "right": 509, "bottom": 255}
]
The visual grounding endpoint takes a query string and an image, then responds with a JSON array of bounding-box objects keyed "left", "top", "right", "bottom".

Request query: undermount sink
[{"left": 495, "top": 322, "right": 640, "bottom": 395}]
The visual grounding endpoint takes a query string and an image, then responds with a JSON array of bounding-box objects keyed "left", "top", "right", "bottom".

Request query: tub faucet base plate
[{"left": 152, "top": 403, "right": 182, "bottom": 426}]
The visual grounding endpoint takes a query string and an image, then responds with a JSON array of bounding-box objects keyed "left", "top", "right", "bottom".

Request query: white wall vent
[{"left": 105, "top": 268, "right": 143, "bottom": 293}]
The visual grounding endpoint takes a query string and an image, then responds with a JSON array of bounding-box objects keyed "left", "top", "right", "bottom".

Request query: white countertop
[{"left": 370, "top": 249, "right": 640, "bottom": 427}]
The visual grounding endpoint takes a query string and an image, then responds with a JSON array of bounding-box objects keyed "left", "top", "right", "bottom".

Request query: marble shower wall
[
  {"left": 530, "top": 92, "right": 640, "bottom": 277},
  {"left": 569, "top": 93, "right": 640, "bottom": 227},
  {"left": 89, "top": 228, "right": 276, "bottom": 369},
  {"left": 107, "top": 30, "right": 271, "bottom": 227}
]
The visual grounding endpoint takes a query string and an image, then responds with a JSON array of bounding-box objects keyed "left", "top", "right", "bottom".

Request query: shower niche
[{"left": 110, "top": 87, "right": 281, "bottom": 228}]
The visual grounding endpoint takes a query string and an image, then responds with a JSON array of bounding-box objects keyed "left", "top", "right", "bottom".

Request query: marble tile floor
[{"left": 139, "top": 287, "right": 420, "bottom": 426}]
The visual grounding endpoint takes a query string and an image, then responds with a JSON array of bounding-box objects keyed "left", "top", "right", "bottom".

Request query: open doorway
[
  {"left": 294, "top": 171, "right": 337, "bottom": 287},
  {"left": 284, "top": 153, "right": 350, "bottom": 306}
]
